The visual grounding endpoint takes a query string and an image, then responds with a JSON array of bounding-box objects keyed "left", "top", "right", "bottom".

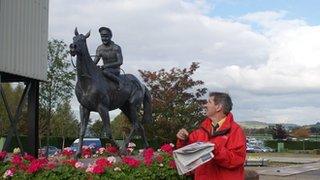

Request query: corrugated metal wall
[{"left": 0, "top": 0, "right": 49, "bottom": 81}]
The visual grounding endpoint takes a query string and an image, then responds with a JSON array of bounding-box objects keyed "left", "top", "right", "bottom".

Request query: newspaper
[{"left": 173, "top": 142, "right": 214, "bottom": 175}]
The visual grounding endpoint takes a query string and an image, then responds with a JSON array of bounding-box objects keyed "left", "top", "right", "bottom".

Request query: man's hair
[
  {"left": 209, "top": 92, "right": 233, "bottom": 114},
  {"left": 99, "top": 27, "right": 112, "bottom": 36}
]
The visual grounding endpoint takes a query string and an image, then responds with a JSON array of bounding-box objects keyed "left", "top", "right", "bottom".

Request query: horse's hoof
[{"left": 74, "top": 153, "right": 81, "bottom": 159}]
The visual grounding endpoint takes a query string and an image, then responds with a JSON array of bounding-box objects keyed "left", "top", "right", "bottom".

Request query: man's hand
[{"left": 176, "top": 128, "right": 189, "bottom": 140}]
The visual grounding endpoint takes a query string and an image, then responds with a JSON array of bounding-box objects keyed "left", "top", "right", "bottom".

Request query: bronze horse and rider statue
[{"left": 69, "top": 27, "right": 152, "bottom": 157}]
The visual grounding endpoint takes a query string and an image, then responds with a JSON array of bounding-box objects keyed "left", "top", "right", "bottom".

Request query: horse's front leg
[
  {"left": 75, "top": 105, "right": 90, "bottom": 159},
  {"left": 97, "top": 105, "right": 118, "bottom": 148}
]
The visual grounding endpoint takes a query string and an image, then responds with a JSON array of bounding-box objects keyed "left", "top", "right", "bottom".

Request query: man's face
[
  {"left": 100, "top": 31, "right": 112, "bottom": 45},
  {"left": 204, "top": 96, "right": 221, "bottom": 117}
]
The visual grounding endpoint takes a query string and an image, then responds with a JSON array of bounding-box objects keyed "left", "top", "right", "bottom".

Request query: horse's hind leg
[
  {"left": 97, "top": 104, "right": 117, "bottom": 148},
  {"left": 137, "top": 122, "right": 149, "bottom": 148},
  {"left": 120, "top": 104, "right": 142, "bottom": 154},
  {"left": 76, "top": 105, "right": 90, "bottom": 159}
]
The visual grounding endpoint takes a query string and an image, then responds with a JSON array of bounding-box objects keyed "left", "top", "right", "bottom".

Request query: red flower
[
  {"left": 64, "top": 159, "right": 77, "bottom": 167},
  {"left": 144, "top": 158, "right": 153, "bottom": 166},
  {"left": 122, "top": 156, "right": 140, "bottom": 168},
  {"left": 11, "top": 154, "right": 22, "bottom": 165},
  {"left": 46, "top": 162, "right": 56, "bottom": 170},
  {"left": 95, "top": 158, "right": 112, "bottom": 168},
  {"left": 169, "top": 160, "right": 176, "bottom": 169},
  {"left": 19, "top": 163, "right": 28, "bottom": 171},
  {"left": 62, "top": 148, "right": 75, "bottom": 157},
  {"left": 92, "top": 165, "right": 105, "bottom": 174},
  {"left": 156, "top": 155, "right": 164, "bottom": 163},
  {"left": 143, "top": 148, "right": 154, "bottom": 166},
  {"left": 143, "top": 148, "right": 154, "bottom": 159},
  {"left": 26, "top": 159, "right": 48, "bottom": 174},
  {"left": 106, "top": 146, "right": 118, "bottom": 154},
  {"left": 82, "top": 147, "right": 92, "bottom": 158},
  {"left": 160, "top": 144, "right": 173, "bottom": 154},
  {"left": 24, "top": 153, "right": 35, "bottom": 162},
  {"left": 0, "top": 151, "right": 7, "bottom": 161}
]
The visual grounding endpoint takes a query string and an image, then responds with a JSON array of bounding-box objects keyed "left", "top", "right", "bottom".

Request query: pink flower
[
  {"left": 11, "top": 154, "right": 22, "bottom": 165},
  {"left": 3, "top": 168, "right": 15, "bottom": 178},
  {"left": 128, "top": 142, "right": 136, "bottom": 148},
  {"left": 98, "top": 147, "right": 105, "bottom": 154},
  {"left": 122, "top": 156, "right": 140, "bottom": 168},
  {"left": 107, "top": 156, "right": 116, "bottom": 164},
  {"left": 86, "top": 164, "right": 94, "bottom": 173},
  {"left": 0, "top": 151, "right": 7, "bottom": 161},
  {"left": 126, "top": 147, "right": 134, "bottom": 154},
  {"left": 160, "top": 144, "right": 173, "bottom": 154},
  {"left": 75, "top": 162, "right": 84, "bottom": 168}
]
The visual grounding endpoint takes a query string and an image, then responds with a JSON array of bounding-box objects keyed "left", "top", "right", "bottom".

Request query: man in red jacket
[{"left": 176, "top": 92, "right": 246, "bottom": 180}]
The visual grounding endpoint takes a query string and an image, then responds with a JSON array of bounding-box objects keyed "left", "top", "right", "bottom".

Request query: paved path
[
  {"left": 256, "top": 162, "right": 320, "bottom": 176},
  {"left": 246, "top": 159, "right": 320, "bottom": 180}
]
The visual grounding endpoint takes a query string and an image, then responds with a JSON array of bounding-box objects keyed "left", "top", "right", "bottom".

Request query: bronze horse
[{"left": 69, "top": 28, "right": 152, "bottom": 157}]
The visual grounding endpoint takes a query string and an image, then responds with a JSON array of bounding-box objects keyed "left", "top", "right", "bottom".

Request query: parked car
[
  {"left": 246, "top": 145, "right": 263, "bottom": 153},
  {"left": 38, "top": 146, "right": 60, "bottom": 156},
  {"left": 70, "top": 138, "right": 102, "bottom": 152},
  {"left": 260, "top": 146, "right": 274, "bottom": 152}
]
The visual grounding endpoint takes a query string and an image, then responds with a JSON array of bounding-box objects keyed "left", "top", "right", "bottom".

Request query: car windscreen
[{"left": 83, "top": 140, "right": 101, "bottom": 147}]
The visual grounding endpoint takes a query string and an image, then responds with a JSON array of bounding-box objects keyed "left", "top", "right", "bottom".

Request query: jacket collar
[{"left": 200, "top": 113, "right": 234, "bottom": 137}]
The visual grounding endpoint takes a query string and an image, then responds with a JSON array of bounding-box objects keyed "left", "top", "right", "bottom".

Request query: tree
[
  {"left": 0, "top": 83, "right": 28, "bottom": 136},
  {"left": 290, "top": 127, "right": 310, "bottom": 138},
  {"left": 310, "top": 122, "right": 320, "bottom": 134},
  {"left": 110, "top": 113, "right": 131, "bottom": 140},
  {"left": 39, "top": 39, "right": 76, "bottom": 153},
  {"left": 139, "top": 62, "right": 207, "bottom": 142},
  {"left": 271, "top": 124, "right": 288, "bottom": 140},
  {"left": 50, "top": 101, "right": 79, "bottom": 148},
  {"left": 89, "top": 113, "right": 132, "bottom": 140},
  {"left": 88, "top": 120, "right": 104, "bottom": 138}
]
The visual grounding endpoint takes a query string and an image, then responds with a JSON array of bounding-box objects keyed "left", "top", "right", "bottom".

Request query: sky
[{"left": 48, "top": 0, "right": 320, "bottom": 125}]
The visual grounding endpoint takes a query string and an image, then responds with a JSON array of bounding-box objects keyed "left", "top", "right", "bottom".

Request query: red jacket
[{"left": 176, "top": 113, "right": 246, "bottom": 180}]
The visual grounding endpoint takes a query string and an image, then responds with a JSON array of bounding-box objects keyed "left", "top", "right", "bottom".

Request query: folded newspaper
[{"left": 173, "top": 142, "right": 215, "bottom": 175}]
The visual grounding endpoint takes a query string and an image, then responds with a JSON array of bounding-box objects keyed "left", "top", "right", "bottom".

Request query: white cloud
[
  {"left": 49, "top": 1, "right": 320, "bottom": 125},
  {"left": 212, "top": 12, "right": 320, "bottom": 93}
]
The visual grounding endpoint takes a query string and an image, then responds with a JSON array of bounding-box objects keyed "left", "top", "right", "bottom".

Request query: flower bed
[{"left": 0, "top": 143, "right": 190, "bottom": 179}]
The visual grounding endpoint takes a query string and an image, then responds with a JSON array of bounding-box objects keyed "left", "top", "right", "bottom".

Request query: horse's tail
[{"left": 142, "top": 87, "right": 153, "bottom": 124}]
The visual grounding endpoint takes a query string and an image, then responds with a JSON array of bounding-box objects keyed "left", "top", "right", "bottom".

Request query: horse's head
[{"left": 70, "top": 28, "right": 90, "bottom": 57}]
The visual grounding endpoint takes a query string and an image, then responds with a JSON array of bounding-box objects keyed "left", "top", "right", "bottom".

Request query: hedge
[{"left": 265, "top": 140, "right": 320, "bottom": 150}]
